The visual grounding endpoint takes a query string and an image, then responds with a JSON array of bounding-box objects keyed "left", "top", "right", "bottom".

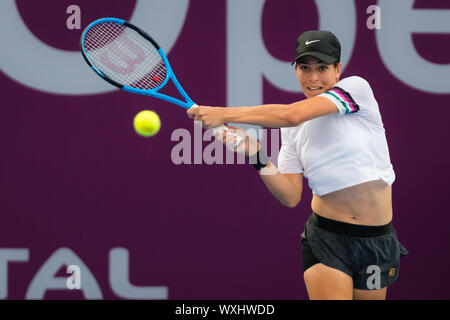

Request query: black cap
[{"left": 291, "top": 30, "right": 341, "bottom": 65}]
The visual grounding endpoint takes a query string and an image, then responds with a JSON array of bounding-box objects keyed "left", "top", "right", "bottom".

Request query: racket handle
[
  {"left": 212, "top": 125, "right": 243, "bottom": 149},
  {"left": 190, "top": 104, "right": 244, "bottom": 148}
]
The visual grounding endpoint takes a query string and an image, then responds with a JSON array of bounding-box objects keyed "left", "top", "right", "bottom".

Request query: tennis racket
[{"left": 80, "top": 17, "right": 241, "bottom": 146}]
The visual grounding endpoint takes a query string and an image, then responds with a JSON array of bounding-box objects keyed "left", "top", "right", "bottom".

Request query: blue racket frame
[{"left": 81, "top": 17, "right": 195, "bottom": 109}]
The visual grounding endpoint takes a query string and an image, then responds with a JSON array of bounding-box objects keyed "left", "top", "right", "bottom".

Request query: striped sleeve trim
[{"left": 324, "top": 86, "right": 360, "bottom": 114}]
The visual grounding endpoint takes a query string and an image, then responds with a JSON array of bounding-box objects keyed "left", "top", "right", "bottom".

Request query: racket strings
[
  {"left": 84, "top": 23, "right": 167, "bottom": 90},
  {"left": 85, "top": 24, "right": 166, "bottom": 88},
  {"left": 85, "top": 23, "right": 165, "bottom": 84},
  {"left": 84, "top": 23, "right": 124, "bottom": 50}
]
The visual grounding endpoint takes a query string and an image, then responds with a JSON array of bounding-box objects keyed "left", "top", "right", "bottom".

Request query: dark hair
[{"left": 295, "top": 58, "right": 340, "bottom": 69}]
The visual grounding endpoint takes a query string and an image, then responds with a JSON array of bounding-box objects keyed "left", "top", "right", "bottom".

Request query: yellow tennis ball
[{"left": 133, "top": 110, "right": 161, "bottom": 137}]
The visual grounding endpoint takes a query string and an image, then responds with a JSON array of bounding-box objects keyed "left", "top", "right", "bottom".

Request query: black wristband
[{"left": 249, "top": 149, "right": 269, "bottom": 171}]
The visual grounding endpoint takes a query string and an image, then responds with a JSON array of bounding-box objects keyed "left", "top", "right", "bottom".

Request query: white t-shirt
[{"left": 278, "top": 76, "right": 395, "bottom": 196}]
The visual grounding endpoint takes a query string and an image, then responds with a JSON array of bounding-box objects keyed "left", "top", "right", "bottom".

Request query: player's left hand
[{"left": 186, "top": 105, "right": 225, "bottom": 128}]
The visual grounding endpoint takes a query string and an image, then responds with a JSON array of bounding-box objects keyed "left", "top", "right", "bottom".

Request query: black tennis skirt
[{"left": 301, "top": 212, "right": 409, "bottom": 290}]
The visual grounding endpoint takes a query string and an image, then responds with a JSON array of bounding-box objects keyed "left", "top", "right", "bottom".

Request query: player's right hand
[{"left": 214, "top": 126, "right": 260, "bottom": 157}]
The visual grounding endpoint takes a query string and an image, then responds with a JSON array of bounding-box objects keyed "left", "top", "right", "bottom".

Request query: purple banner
[{"left": 0, "top": 0, "right": 449, "bottom": 300}]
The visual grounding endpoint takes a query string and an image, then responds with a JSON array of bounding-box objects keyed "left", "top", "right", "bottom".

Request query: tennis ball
[{"left": 133, "top": 110, "right": 161, "bottom": 137}]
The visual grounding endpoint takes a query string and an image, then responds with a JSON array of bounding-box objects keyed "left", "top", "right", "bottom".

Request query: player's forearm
[
  {"left": 258, "top": 162, "right": 301, "bottom": 208},
  {"left": 223, "top": 104, "right": 298, "bottom": 128}
]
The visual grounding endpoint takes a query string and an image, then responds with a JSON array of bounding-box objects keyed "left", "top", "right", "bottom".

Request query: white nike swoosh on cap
[{"left": 305, "top": 40, "right": 320, "bottom": 45}]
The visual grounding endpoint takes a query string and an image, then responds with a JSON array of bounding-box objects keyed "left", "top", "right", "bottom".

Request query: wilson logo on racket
[{"left": 98, "top": 33, "right": 146, "bottom": 76}]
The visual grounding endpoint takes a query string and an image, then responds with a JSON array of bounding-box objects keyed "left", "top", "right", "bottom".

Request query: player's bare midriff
[{"left": 311, "top": 179, "right": 392, "bottom": 226}]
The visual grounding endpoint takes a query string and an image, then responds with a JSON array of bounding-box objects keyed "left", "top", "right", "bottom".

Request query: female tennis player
[{"left": 187, "top": 30, "right": 408, "bottom": 300}]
